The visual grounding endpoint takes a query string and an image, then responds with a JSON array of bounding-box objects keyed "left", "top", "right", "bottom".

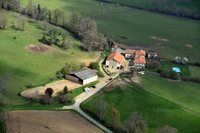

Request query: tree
[
  {"left": 53, "top": 8, "right": 62, "bottom": 25},
  {"left": 17, "top": 16, "right": 26, "bottom": 31},
  {"left": 0, "top": 11, "right": 8, "bottom": 30},
  {"left": 69, "top": 12, "right": 81, "bottom": 33},
  {"left": 146, "top": 60, "right": 160, "bottom": 70},
  {"left": 26, "top": 0, "right": 34, "bottom": 17},
  {"left": 45, "top": 87, "right": 54, "bottom": 97},
  {"left": 96, "top": 91, "right": 106, "bottom": 120},
  {"left": 123, "top": 112, "right": 147, "bottom": 133},
  {"left": 155, "top": 125, "right": 178, "bottom": 133},
  {"left": 63, "top": 86, "right": 68, "bottom": 94},
  {"left": 110, "top": 105, "right": 121, "bottom": 130}
]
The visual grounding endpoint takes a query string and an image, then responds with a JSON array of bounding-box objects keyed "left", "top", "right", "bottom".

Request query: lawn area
[
  {"left": 82, "top": 82, "right": 200, "bottom": 132},
  {"left": 0, "top": 12, "right": 98, "bottom": 105},
  {"left": 141, "top": 74, "right": 200, "bottom": 114},
  {"left": 160, "top": 61, "right": 190, "bottom": 78},
  {"left": 21, "top": 0, "right": 200, "bottom": 61},
  {"left": 189, "top": 66, "right": 200, "bottom": 78}
]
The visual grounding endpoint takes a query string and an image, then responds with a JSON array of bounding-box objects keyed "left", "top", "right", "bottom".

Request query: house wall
[
  {"left": 83, "top": 75, "right": 98, "bottom": 85},
  {"left": 134, "top": 63, "right": 145, "bottom": 69},
  {"left": 109, "top": 60, "right": 120, "bottom": 69},
  {"left": 65, "top": 75, "right": 82, "bottom": 84},
  {"left": 106, "top": 60, "right": 110, "bottom": 66}
]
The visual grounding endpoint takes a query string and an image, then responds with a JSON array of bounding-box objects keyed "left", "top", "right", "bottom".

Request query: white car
[{"left": 84, "top": 87, "right": 90, "bottom": 92}]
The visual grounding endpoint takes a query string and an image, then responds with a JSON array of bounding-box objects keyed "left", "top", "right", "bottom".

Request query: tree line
[
  {"left": 0, "top": 0, "right": 110, "bottom": 51},
  {"left": 98, "top": 0, "right": 200, "bottom": 20}
]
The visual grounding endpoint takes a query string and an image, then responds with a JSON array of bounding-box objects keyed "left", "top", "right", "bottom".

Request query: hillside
[{"left": 99, "top": 0, "right": 200, "bottom": 19}]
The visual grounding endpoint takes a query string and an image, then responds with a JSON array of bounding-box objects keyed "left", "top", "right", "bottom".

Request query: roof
[
  {"left": 107, "top": 51, "right": 125, "bottom": 63},
  {"left": 135, "top": 50, "right": 146, "bottom": 56},
  {"left": 134, "top": 56, "right": 146, "bottom": 64},
  {"left": 111, "top": 47, "right": 124, "bottom": 53},
  {"left": 69, "top": 69, "right": 97, "bottom": 80},
  {"left": 125, "top": 49, "right": 135, "bottom": 54},
  {"left": 172, "top": 67, "right": 181, "bottom": 73}
]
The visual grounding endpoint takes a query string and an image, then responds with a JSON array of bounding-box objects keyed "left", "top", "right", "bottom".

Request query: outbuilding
[{"left": 65, "top": 69, "right": 98, "bottom": 85}]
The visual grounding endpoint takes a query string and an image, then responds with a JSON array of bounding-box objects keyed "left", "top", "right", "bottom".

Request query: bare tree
[
  {"left": 0, "top": 10, "right": 8, "bottom": 30},
  {"left": 110, "top": 105, "right": 121, "bottom": 130},
  {"left": 96, "top": 91, "right": 106, "bottom": 120},
  {"left": 26, "top": 0, "right": 34, "bottom": 17},
  {"left": 155, "top": 125, "right": 178, "bottom": 133},
  {"left": 53, "top": 8, "right": 63, "bottom": 25},
  {"left": 69, "top": 12, "right": 81, "bottom": 33},
  {"left": 123, "top": 112, "right": 147, "bottom": 133}
]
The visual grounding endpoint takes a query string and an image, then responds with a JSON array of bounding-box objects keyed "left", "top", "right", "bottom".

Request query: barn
[{"left": 65, "top": 69, "right": 98, "bottom": 85}]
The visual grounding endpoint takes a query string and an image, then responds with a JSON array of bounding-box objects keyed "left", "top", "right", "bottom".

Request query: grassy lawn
[
  {"left": 82, "top": 82, "right": 200, "bottom": 132},
  {"left": 160, "top": 61, "right": 189, "bottom": 78},
  {"left": 189, "top": 66, "right": 200, "bottom": 78},
  {"left": 21, "top": 0, "right": 200, "bottom": 61},
  {"left": 141, "top": 74, "right": 200, "bottom": 114},
  {"left": 0, "top": 12, "right": 97, "bottom": 105}
]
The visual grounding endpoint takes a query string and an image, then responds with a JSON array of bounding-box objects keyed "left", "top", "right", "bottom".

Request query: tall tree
[
  {"left": 123, "top": 112, "right": 147, "bottom": 133},
  {"left": 110, "top": 105, "right": 121, "bottom": 130},
  {"left": 26, "top": 0, "right": 34, "bottom": 17},
  {"left": 96, "top": 91, "right": 106, "bottom": 120},
  {"left": 0, "top": 10, "right": 8, "bottom": 30},
  {"left": 53, "top": 8, "right": 62, "bottom": 25}
]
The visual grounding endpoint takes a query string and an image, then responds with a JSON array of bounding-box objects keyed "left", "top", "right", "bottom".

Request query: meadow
[
  {"left": 0, "top": 12, "right": 97, "bottom": 105},
  {"left": 82, "top": 79, "right": 200, "bottom": 132},
  {"left": 21, "top": 0, "right": 200, "bottom": 62}
]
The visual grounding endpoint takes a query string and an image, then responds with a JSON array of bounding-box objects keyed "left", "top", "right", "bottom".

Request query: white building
[{"left": 106, "top": 51, "right": 126, "bottom": 69}]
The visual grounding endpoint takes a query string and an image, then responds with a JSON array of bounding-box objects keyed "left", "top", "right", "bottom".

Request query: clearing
[
  {"left": 21, "top": 79, "right": 81, "bottom": 99},
  {"left": 5, "top": 110, "right": 103, "bottom": 133}
]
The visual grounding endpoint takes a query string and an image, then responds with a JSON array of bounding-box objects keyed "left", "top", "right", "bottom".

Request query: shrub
[
  {"left": 146, "top": 60, "right": 160, "bottom": 70},
  {"left": 89, "top": 62, "right": 99, "bottom": 70},
  {"left": 160, "top": 70, "right": 179, "bottom": 80}
]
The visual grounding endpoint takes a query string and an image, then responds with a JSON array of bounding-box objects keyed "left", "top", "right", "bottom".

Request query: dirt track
[{"left": 6, "top": 110, "right": 103, "bottom": 133}]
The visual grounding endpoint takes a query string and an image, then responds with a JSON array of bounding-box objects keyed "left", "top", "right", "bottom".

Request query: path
[{"left": 62, "top": 59, "right": 120, "bottom": 133}]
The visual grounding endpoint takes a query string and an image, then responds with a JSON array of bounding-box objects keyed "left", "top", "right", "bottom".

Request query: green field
[
  {"left": 0, "top": 12, "right": 97, "bottom": 105},
  {"left": 82, "top": 80, "right": 200, "bottom": 132},
  {"left": 189, "top": 66, "right": 200, "bottom": 78},
  {"left": 21, "top": 0, "right": 200, "bottom": 61}
]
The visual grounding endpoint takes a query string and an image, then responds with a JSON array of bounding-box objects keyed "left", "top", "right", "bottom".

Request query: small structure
[
  {"left": 134, "top": 55, "right": 146, "bottom": 69},
  {"left": 147, "top": 51, "right": 158, "bottom": 59},
  {"left": 172, "top": 67, "right": 181, "bottom": 73},
  {"left": 106, "top": 51, "right": 126, "bottom": 69},
  {"left": 133, "top": 49, "right": 146, "bottom": 69},
  {"left": 124, "top": 48, "right": 135, "bottom": 59},
  {"left": 65, "top": 69, "right": 98, "bottom": 85}
]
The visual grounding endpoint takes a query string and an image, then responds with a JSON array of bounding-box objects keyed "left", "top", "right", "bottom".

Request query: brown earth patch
[
  {"left": 149, "top": 36, "right": 169, "bottom": 42},
  {"left": 26, "top": 44, "right": 52, "bottom": 53},
  {"left": 5, "top": 110, "right": 103, "bottom": 133}
]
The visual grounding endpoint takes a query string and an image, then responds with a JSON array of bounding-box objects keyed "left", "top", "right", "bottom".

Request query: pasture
[
  {"left": 82, "top": 78, "right": 200, "bottom": 132},
  {"left": 0, "top": 12, "right": 98, "bottom": 105},
  {"left": 21, "top": 0, "right": 200, "bottom": 61},
  {"left": 141, "top": 74, "right": 200, "bottom": 114}
]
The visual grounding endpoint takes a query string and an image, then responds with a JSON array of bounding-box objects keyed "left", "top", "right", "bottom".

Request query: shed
[{"left": 65, "top": 69, "right": 98, "bottom": 85}]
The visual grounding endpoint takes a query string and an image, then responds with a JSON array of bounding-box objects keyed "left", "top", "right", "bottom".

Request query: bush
[
  {"left": 181, "top": 77, "right": 200, "bottom": 83},
  {"left": 160, "top": 70, "right": 179, "bottom": 80},
  {"left": 146, "top": 60, "right": 160, "bottom": 70},
  {"left": 89, "top": 62, "right": 99, "bottom": 70},
  {"left": 58, "top": 93, "right": 73, "bottom": 104}
]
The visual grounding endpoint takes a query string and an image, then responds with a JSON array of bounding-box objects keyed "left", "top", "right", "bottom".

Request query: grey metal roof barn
[{"left": 69, "top": 69, "right": 97, "bottom": 80}]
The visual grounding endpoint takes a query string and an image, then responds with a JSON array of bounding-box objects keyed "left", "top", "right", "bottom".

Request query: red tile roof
[
  {"left": 107, "top": 52, "right": 125, "bottom": 63},
  {"left": 125, "top": 49, "right": 135, "bottom": 54},
  {"left": 134, "top": 56, "right": 146, "bottom": 64},
  {"left": 135, "top": 50, "right": 146, "bottom": 56}
]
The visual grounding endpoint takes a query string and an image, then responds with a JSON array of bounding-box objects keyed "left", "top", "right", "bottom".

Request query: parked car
[
  {"left": 91, "top": 85, "right": 96, "bottom": 88},
  {"left": 108, "top": 78, "right": 113, "bottom": 81},
  {"left": 84, "top": 87, "right": 90, "bottom": 92}
]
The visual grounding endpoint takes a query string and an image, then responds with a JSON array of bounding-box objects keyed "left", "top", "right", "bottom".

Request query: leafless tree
[
  {"left": 155, "top": 125, "right": 178, "bottom": 133},
  {"left": 110, "top": 105, "right": 121, "bottom": 130},
  {"left": 123, "top": 112, "right": 147, "bottom": 133},
  {"left": 96, "top": 91, "right": 106, "bottom": 120},
  {"left": 0, "top": 10, "right": 8, "bottom": 30},
  {"left": 69, "top": 12, "right": 81, "bottom": 33}
]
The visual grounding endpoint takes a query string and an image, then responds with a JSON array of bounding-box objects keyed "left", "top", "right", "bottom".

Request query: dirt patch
[
  {"left": 105, "top": 78, "right": 126, "bottom": 91},
  {"left": 186, "top": 44, "right": 193, "bottom": 48},
  {"left": 26, "top": 44, "right": 52, "bottom": 53},
  {"left": 21, "top": 79, "right": 81, "bottom": 99},
  {"left": 5, "top": 110, "right": 103, "bottom": 133},
  {"left": 149, "top": 36, "right": 169, "bottom": 42}
]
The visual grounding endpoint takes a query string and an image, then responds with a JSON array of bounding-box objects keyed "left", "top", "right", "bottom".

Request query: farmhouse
[
  {"left": 106, "top": 51, "right": 126, "bottom": 69},
  {"left": 133, "top": 49, "right": 146, "bottom": 69},
  {"left": 124, "top": 48, "right": 135, "bottom": 59},
  {"left": 65, "top": 69, "right": 98, "bottom": 85}
]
